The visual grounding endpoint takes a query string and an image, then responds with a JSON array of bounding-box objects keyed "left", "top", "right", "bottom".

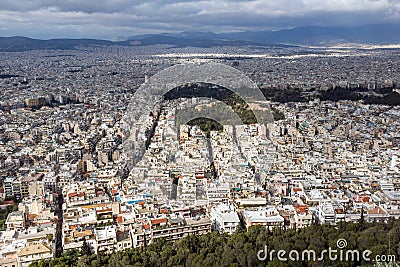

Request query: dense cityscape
[{"left": 0, "top": 45, "right": 400, "bottom": 266}]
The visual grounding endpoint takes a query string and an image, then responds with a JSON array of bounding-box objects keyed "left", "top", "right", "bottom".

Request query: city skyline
[
  {"left": 0, "top": 32, "right": 400, "bottom": 266},
  {"left": 1, "top": 1, "right": 400, "bottom": 265}
]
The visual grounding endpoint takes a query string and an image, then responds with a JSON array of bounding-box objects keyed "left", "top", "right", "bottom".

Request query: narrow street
[{"left": 55, "top": 192, "right": 64, "bottom": 257}]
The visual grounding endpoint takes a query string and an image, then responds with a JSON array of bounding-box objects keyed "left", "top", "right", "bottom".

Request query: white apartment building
[{"left": 210, "top": 203, "right": 240, "bottom": 234}]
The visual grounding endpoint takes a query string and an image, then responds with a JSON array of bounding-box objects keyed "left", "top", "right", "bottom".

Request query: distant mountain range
[
  {"left": 138, "top": 24, "right": 400, "bottom": 45},
  {"left": 0, "top": 37, "right": 117, "bottom": 52},
  {"left": 1, "top": 24, "right": 399, "bottom": 52}
]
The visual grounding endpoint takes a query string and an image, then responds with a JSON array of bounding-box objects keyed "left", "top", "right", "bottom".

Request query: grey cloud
[{"left": 0, "top": 0, "right": 399, "bottom": 39}]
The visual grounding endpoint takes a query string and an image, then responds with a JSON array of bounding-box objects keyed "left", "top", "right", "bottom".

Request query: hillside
[{"left": 30, "top": 219, "right": 400, "bottom": 267}]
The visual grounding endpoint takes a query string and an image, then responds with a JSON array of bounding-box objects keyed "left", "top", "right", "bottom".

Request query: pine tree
[{"left": 81, "top": 239, "right": 92, "bottom": 255}]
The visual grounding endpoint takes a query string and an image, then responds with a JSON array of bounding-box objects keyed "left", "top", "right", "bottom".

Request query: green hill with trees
[{"left": 30, "top": 219, "right": 400, "bottom": 267}]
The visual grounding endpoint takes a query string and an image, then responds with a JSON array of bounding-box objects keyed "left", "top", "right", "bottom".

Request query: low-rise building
[
  {"left": 242, "top": 207, "right": 285, "bottom": 230},
  {"left": 16, "top": 242, "right": 53, "bottom": 267},
  {"left": 210, "top": 203, "right": 240, "bottom": 234}
]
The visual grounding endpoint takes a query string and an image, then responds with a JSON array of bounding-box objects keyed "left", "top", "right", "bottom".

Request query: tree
[
  {"left": 358, "top": 207, "right": 365, "bottom": 231},
  {"left": 31, "top": 220, "right": 400, "bottom": 267},
  {"left": 81, "top": 239, "right": 92, "bottom": 255}
]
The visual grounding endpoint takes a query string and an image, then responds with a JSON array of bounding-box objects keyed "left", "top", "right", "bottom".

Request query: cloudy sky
[{"left": 0, "top": 0, "right": 399, "bottom": 39}]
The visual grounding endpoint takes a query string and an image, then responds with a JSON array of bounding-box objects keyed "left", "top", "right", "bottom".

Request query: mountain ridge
[{"left": 1, "top": 24, "right": 399, "bottom": 52}]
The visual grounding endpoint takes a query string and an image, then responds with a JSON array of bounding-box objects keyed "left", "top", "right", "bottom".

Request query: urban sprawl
[{"left": 0, "top": 45, "right": 400, "bottom": 267}]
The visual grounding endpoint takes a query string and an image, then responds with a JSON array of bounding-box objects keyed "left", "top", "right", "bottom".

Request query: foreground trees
[{"left": 30, "top": 220, "right": 400, "bottom": 267}]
